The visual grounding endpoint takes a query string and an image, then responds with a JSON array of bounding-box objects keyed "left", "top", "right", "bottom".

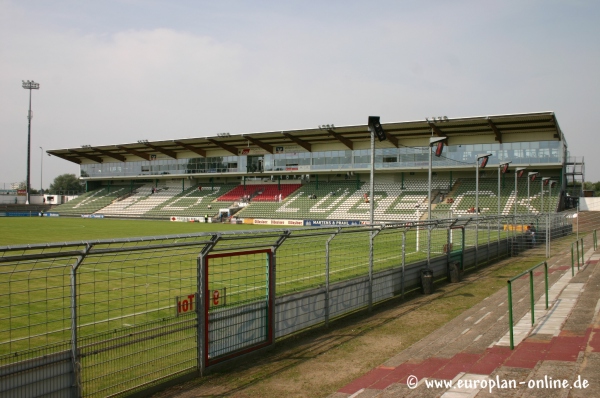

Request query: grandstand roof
[{"left": 48, "top": 111, "right": 564, "bottom": 164}]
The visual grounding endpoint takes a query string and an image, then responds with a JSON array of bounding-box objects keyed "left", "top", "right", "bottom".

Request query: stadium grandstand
[{"left": 46, "top": 112, "right": 583, "bottom": 224}]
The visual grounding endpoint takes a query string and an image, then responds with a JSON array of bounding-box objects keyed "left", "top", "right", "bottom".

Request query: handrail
[
  {"left": 571, "top": 238, "right": 584, "bottom": 275},
  {"left": 507, "top": 261, "right": 548, "bottom": 350}
]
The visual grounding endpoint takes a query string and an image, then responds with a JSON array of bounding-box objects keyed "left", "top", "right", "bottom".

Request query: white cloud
[{"left": 1, "top": 0, "right": 600, "bottom": 188}]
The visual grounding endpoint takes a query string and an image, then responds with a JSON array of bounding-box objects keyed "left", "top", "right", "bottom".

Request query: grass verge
[{"left": 153, "top": 234, "right": 580, "bottom": 398}]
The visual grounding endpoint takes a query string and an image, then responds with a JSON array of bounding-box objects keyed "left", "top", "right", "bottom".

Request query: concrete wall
[{"left": 580, "top": 197, "right": 600, "bottom": 211}]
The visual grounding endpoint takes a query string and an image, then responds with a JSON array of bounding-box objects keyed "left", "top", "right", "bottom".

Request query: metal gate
[{"left": 200, "top": 249, "right": 274, "bottom": 370}]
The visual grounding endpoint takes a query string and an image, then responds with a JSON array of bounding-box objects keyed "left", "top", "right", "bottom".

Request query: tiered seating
[
  {"left": 433, "top": 177, "right": 560, "bottom": 217},
  {"left": 145, "top": 184, "right": 238, "bottom": 218},
  {"left": 216, "top": 184, "right": 302, "bottom": 203},
  {"left": 217, "top": 185, "right": 263, "bottom": 201},
  {"left": 52, "top": 186, "right": 131, "bottom": 215},
  {"left": 252, "top": 184, "right": 302, "bottom": 202},
  {"left": 330, "top": 184, "right": 430, "bottom": 221},
  {"left": 402, "top": 178, "right": 454, "bottom": 191},
  {"left": 238, "top": 179, "right": 456, "bottom": 221},
  {"left": 237, "top": 181, "right": 360, "bottom": 219},
  {"left": 98, "top": 182, "right": 190, "bottom": 217}
]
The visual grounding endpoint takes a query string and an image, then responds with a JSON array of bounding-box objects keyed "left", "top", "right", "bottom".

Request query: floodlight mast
[
  {"left": 498, "top": 161, "right": 511, "bottom": 216},
  {"left": 39, "top": 146, "right": 43, "bottom": 194},
  {"left": 475, "top": 153, "right": 491, "bottom": 266},
  {"left": 515, "top": 167, "right": 526, "bottom": 216},
  {"left": 527, "top": 172, "right": 539, "bottom": 215},
  {"left": 367, "top": 116, "right": 387, "bottom": 313},
  {"left": 498, "top": 161, "right": 511, "bottom": 242},
  {"left": 426, "top": 136, "right": 445, "bottom": 271},
  {"left": 475, "top": 154, "right": 492, "bottom": 218},
  {"left": 428, "top": 137, "right": 446, "bottom": 221},
  {"left": 22, "top": 80, "right": 40, "bottom": 205},
  {"left": 541, "top": 177, "right": 551, "bottom": 214}
]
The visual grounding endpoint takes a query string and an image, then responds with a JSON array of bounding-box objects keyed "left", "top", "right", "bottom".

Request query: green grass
[
  {"left": 0, "top": 216, "right": 518, "bottom": 398},
  {"left": 0, "top": 217, "right": 277, "bottom": 246}
]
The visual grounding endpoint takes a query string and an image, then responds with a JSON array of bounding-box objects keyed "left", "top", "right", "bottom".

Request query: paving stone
[{"left": 332, "top": 235, "right": 599, "bottom": 398}]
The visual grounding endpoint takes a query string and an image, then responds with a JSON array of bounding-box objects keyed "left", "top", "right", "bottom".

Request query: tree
[{"left": 49, "top": 174, "right": 83, "bottom": 194}]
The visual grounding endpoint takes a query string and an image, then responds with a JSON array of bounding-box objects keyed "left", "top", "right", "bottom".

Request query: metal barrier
[
  {"left": 571, "top": 237, "right": 584, "bottom": 275},
  {"left": 0, "top": 212, "right": 576, "bottom": 397},
  {"left": 507, "top": 261, "right": 549, "bottom": 350}
]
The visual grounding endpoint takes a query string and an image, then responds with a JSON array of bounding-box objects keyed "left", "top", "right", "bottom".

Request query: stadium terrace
[{"left": 47, "top": 112, "right": 582, "bottom": 222}]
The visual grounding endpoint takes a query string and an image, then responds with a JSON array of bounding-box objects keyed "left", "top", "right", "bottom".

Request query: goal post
[{"left": 199, "top": 248, "right": 274, "bottom": 369}]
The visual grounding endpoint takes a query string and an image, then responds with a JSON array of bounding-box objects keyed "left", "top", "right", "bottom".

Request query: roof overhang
[{"left": 47, "top": 112, "right": 564, "bottom": 165}]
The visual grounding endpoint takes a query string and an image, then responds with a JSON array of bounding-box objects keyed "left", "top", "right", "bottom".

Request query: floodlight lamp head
[
  {"left": 368, "top": 116, "right": 387, "bottom": 142},
  {"left": 477, "top": 154, "right": 491, "bottom": 169},
  {"left": 500, "top": 161, "right": 511, "bottom": 174},
  {"left": 429, "top": 137, "right": 446, "bottom": 146},
  {"left": 22, "top": 80, "right": 39, "bottom": 89},
  {"left": 542, "top": 177, "right": 551, "bottom": 186},
  {"left": 528, "top": 171, "right": 539, "bottom": 182}
]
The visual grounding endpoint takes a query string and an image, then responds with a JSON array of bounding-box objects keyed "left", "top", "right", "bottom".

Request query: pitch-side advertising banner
[{"left": 253, "top": 219, "right": 304, "bottom": 226}]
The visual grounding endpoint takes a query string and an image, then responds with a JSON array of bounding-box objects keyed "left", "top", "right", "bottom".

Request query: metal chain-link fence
[{"left": 0, "top": 212, "right": 577, "bottom": 397}]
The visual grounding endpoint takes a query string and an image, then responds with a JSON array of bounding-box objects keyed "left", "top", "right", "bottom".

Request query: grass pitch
[
  {"left": 0, "top": 217, "right": 276, "bottom": 246},
  {"left": 0, "top": 216, "right": 514, "bottom": 397}
]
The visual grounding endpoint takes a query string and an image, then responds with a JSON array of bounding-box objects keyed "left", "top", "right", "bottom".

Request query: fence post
[
  {"left": 530, "top": 270, "right": 535, "bottom": 326},
  {"left": 369, "top": 227, "right": 374, "bottom": 312},
  {"left": 369, "top": 226, "right": 383, "bottom": 311},
  {"left": 446, "top": 225, "right": 451, "bottom": 279},
  {"left": 512, "top": 215, "right": 516, "bottom": 257},
  {"left": 487, "top": 220, "right": 490, "bottom": 264},
  {"left": 571, "top": 243, "right": 575, "bottom": 276},
  {"left": 402, "top": 229, "right": 406, "bottom": 299},
  {"left": 271, "top": 230, "right": 290, "bottom": 336},
  {"left": 426, "top": 224, "right": 432, "bottom": 269},
  {"left": 197, "top": 234, "right": 221, "bottom": 376},
  {"left": 71, "top": 243, "right": 93, "bottom": 398},
  {"left": 325, "top": 230, "right": 340, "bottom": 327},
  {"left": 576, "top": 240, "right": 580, "bottom": 270},
  {"left": 581, "top": 239, "right": 584, "bottom": 266},
  {"left": 546, "top": 213, "right": 550, "bottom": 258},
  {"left": 508, "top": 280, "right": 514, "bottom": 350},
  {"left": 475, "top": 218, "right": 479, "bottom": 268},
  {"left": 544, "top": 261, "right": 549, "bottom": 310},
  {"left": 497, "top": 216, "right": 501, "bottom": 260}
]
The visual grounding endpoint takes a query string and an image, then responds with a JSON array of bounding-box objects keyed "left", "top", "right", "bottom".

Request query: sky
[{"left": 1, "top": 0, "right": 599, "bottom": 190}]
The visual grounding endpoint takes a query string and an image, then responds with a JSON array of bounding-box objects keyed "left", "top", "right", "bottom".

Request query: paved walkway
[{"left": 330, "top": 236, "right": 600, "bottom": 397}]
